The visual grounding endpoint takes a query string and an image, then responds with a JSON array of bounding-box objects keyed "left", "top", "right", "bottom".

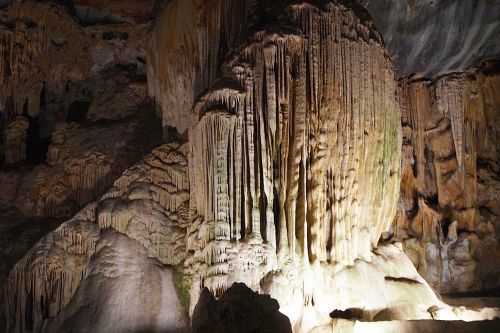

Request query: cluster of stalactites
[
  {"left": 399, "top": 73, "right": 481, "bottom": 213},
  {"left": 435, "top": 74, "right": 479, "bottom": 188},
  {"left": 188, "top": 0, "right": 401, "bottom": 278},
  {"left": 146, "top": 0, "right": 253, "bottom": 134},
  {"left": 0, "top": 0, "right": 87, "bottom": 115}
]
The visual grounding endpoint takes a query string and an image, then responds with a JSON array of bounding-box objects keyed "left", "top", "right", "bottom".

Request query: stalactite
[
  {"left": 394, "top": 62, "right": 500, "bottom": 294},
  {"left": 185, "top": 0, "right": 401, "bottom": 312},
  {"left": 434, "top": 74, "right": 478, "bottom": 208}
]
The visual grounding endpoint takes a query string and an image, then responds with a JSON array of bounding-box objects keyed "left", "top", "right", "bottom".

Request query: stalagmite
[{"left": 176, "top": 0, "right": 403, "bottom": 320}]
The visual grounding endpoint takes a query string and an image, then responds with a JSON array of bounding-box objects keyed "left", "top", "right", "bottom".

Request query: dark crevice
[
  {"left": 66, "top": 101, "right": 90, "bottom": 123},
  {"left": 440, "top": 207, "right": 453, "bottom": 239},
  {"left": 25, "top": 291, "right": 33, "bottom": 331},
  {"left": 329, "top": 308, "right": 365, "bottom": 320},
  {"left": 102, "top": 31, "right": 129, "bottom": 41},
  {"left": 0, "top": 112, "right": 5, "bottom": 169},
  {"left": 273, "top": 186, "right": 280, "bottom": 249},
  {"left": 385, "top": 276, "right": 422, "bottom": 284},
  {"left": 24, "top": 109, "right": 51, "bottom": 165}
]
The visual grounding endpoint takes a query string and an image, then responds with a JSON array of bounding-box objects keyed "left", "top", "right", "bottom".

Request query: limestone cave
[{"left": 0, "top": 1, "right": 499, "bottom": 332}]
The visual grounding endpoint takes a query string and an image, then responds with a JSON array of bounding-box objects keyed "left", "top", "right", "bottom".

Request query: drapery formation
[
  {"left": 395, "top": 62, "right": 500, "bottom": 294},
  {"left": 183, "top": 1, "right": 401, "bottom": 302}
]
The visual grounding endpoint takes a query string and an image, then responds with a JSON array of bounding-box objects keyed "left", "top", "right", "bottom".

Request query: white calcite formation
[
  {"left": 182, "top": 0, "right": 402, "bottom": 316},
  {"left": 3, "top": 143, "right": 190, "bottom": 332},
  {"left": 2, "top": 1, "right": 500, "bottom": 333}
]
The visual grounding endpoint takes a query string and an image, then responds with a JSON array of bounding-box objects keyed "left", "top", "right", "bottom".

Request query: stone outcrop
[
  {"left": 394, "top": 58, "right": 500, "bottom": 294},
  {"left": 192, "top": 283, "right": 293, "bottom": 333}
]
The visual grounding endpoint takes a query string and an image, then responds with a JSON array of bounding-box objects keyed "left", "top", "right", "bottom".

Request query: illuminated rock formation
[
  {"left": 3, "top": 143, "right": 189, "bottom": 332},
  {"left": 394, "top": 59, "right": 500, "bottom": 294},
  {"left": 1, "top": 1, "right": 499, "bottom": 333},
  {"left": 181, "top": 1, "right": 402, "bottom": 320}
]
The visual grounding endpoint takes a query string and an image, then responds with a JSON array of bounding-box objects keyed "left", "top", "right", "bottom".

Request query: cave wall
[
  {"left": 2, "top": 1, "right": 407, "bottom": 331},
  {"left": 0, "top": 0, "right": 163, "bottom": 293},
  {"left": 394, "top": 59, "right": 500, "bottom": 294},
  {"left": 0, "top": 0, "right": 151, "bottom": 163},
  {"left": 0, "top": 0, "right": 161, "bottom": 220}
]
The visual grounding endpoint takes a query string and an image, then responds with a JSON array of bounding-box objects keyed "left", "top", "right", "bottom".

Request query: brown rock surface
[
  {"left": 394, "top": 59, "right": 500, "bottom": 294},
  {"left": 0, "top": 0, "right": 162, "bottom": 303}
]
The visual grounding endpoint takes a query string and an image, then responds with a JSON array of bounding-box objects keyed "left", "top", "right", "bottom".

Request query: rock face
[
  {"left": 394, "top": 59, "right": 500, "bottom": 294},
  {"left": 4, "top": 0, "right": 405, "bottom": 331},
  {"left": 0, "top": 0, "right": 153, "bottom": 166},
  {"left": 358, "top": 0, "right": 500, "bottom": 78},
  {"left": 0, "top": 0, "right": 162, "bottom": 296},
  {"left": 1, "top": 0, "right": 499, "bottom": 333},
  {"left": 0, "top": 113, "right": 161, "bottom": 220}
]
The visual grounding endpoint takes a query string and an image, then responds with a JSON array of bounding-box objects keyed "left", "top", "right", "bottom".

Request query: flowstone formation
[
  {"left": 394, "top": 59, "right": 500, "bottom": 294},
  {"left": 2, "top": 1, "right": 500, "bottom": 333},
  {"left": 3, "top": 143, "right": 190, "bottom": 332}
]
